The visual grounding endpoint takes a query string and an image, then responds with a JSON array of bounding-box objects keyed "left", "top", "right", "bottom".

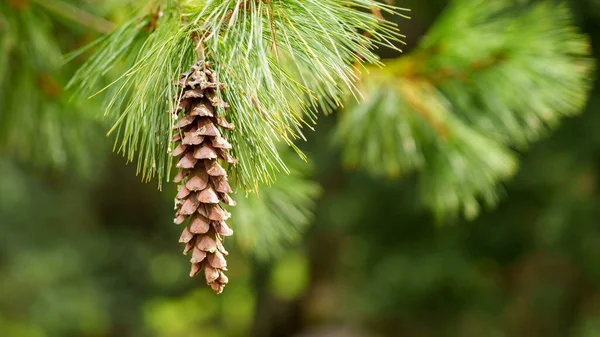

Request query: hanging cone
[{"left": 171, "top": 60, "right": 236, "bottom": 294}]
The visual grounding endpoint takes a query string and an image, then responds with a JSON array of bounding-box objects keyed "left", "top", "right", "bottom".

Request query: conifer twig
[{"left": 69, "top": 0, "right": 406, "bottom": 189}]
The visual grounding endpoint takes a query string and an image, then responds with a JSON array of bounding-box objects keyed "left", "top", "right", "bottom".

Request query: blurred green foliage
[
  {"left": 337, "top": 0, "right": 594, "bottom": 220},
  {"left": 0, "top": 0, "right": 101, "bottom": 172},
  {"left": 1, "top": 1, "right": 600, "bottom": 337}
]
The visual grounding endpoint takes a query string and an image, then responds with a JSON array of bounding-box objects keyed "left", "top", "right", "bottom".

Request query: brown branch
[
  {"left": 370, "top": 6, "right": 384, "bottom": 21},
  {"left": 265, "top": 0, "right": 280, "bottom": 58},
  {"left": 7, "top": 0, "right": 29, "bottom": 11},
  {"left": 397, "top": 49, "right": 508, "bottom": 85},
  {"left": 381, "top": 50, "right": 509, "bottom": 139},
  {"left": 143, "top": 5, "right": 162, "bottom": 33},
  {"left": 38, "top": 73, "right": 61, "bottom": 99},
  {"left": 399, "top": 83, "right": 450, "bottom": 139},
  {"left": 191, "top": 31, "right": 207, "bottom": 60}
]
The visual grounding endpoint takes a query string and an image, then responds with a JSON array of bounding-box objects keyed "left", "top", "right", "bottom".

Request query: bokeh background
[{"left": 2, "top": 0, "right": 600, "bottom": 336}]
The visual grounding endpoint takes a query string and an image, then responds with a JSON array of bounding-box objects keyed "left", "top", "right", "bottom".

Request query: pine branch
[
  {"left": 336, "top": 0, "right": 594, "bottom": 219},
  {"left": 66, "top": 0, "right": 406, "bottom": 293},
  {"left": 68, "top": 0, "right": 407, "bottom": 190}
]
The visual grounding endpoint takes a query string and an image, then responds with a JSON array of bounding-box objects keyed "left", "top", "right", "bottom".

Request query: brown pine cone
[{"left": 171, "top": 60, "right": 237, "bottom": 294}]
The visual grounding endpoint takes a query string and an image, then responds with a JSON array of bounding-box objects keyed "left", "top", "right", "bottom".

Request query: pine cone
[{"left": 172, "top": 60, "right": 237, "bottom": 294}]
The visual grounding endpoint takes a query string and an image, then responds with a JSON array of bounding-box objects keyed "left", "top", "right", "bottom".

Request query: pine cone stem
[{"left": 172, "top": 59, "right": 235, "bottom": 294}]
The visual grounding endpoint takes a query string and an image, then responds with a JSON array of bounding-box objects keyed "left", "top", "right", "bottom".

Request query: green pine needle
[{"left": 68, "top": 0, "right": 407, "bottom": 190}]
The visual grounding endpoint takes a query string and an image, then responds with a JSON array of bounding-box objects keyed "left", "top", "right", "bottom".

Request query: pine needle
[{"left": 69, "top": 0, "right": 406, "bottom": 190}]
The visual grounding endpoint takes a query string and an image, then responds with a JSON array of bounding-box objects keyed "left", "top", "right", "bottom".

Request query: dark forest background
[{"left": 2, "top": 1, "right": 600, "bottom": 336}]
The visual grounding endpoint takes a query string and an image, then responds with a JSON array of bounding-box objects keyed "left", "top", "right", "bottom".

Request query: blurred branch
[
  {"left": 337, "top": 0, "right": 594, "bottom": 219},
  {"left": 31, "top": 0, "right": 115, "bottom": 34},
  {"left": 395, "top": 49, "right": 508, "bottom": 84},
  {"left": 398, "top": 81, "right": 449, "bottom": 138},
  {"left": 0, "top": 0, "right": 106, "bottom": 172}
]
